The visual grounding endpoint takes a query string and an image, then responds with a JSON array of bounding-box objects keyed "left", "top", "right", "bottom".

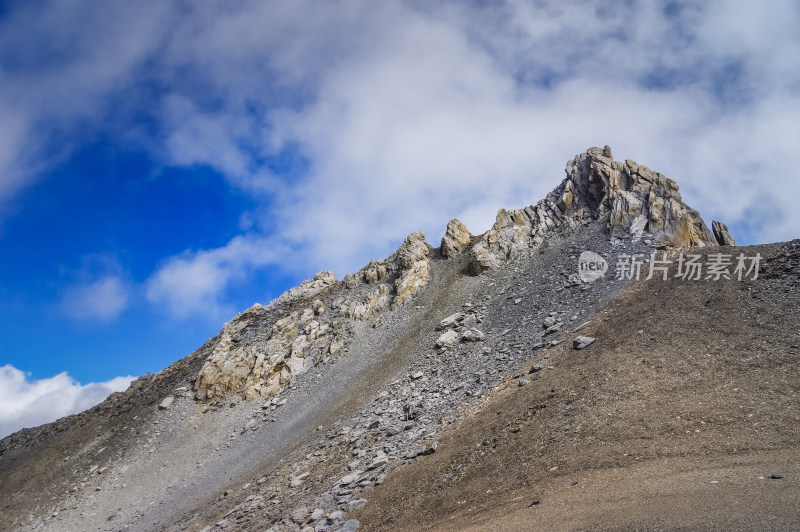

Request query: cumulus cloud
[
  {"left": 0, "top": 365, "right": 134, "bottom": 439},
  {"left": 1, "top": 0, "right": 799, "bottom": 316}
]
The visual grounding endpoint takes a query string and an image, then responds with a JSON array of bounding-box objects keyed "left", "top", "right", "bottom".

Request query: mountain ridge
[{"left": 3, "top": 147, "right": 795, "bottom": 532}]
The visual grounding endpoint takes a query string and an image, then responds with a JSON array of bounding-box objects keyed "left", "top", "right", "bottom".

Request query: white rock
[
  {"left": 158, "top": 396, "right": 175, "bottom": 410},
  {"left": 436, "top": 330, "right": 459, "bottom": 348}
]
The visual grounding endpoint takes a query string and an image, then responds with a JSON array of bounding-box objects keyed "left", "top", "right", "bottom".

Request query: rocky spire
[
  {"left": 440, "top": 219, "right": 472, "bottom": 258},
  {"left": 470, "top": 146, "right": 717, "bottom": 271},
  {"left": 712, "top": 220, "right": 738, "bottom": 246}
]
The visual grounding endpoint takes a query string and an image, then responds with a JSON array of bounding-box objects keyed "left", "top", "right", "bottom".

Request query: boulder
[
  {"left": 461, "top": 328, "right": 486, "bottom": 342},
  {"left": 158, "top": 396, "right": 175, "bottom": 410},
  {"left": 436, "top": 330, "right": 460, "bottom": 348},
  {"left": 573, "top": 336, "right": 596, "bottom": 350},
  {"left": 440, "top": 219, "right": 472, "bottom": 258}
]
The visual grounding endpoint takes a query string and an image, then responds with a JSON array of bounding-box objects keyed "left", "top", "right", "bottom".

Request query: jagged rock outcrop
[
  {"left": 472, "top": 146, "right": 716, "bottom": 271},
  {"left": 193, "top": 147, "right": 716, "bottom": 403},
  {"left": 337, "top": 284, "right": 391, "bottom": 321},
  {"left": 194, "top": 296, "right": 348, "bottom": 402},
  {"left": 441, "top": 219, "right": 472, "bottom": 258},
  {"left": 274, "top": 271, "right": 337, "bottom": 305},
  {"left": 361, "top": 260, "right": 388, "bottom": 284},
  {"left": 193, "top": 233, "right": 432, "bottom": 403},
  {"left": 392, "top": 232, "right": 431, "bottom": 309},
  {"left": 712, "top": 220, "right": 738, "bottom": 246}
]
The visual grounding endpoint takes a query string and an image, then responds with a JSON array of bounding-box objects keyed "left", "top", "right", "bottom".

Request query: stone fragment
[
  {"left": 291, "top": 507, "right": 309, "bottom": 524},
  {"left": 461, "top": 328, "right": 486, "bottom": 342},
  {"left": 573, "top": 336, "right": 596, "bottom": 350},
  {"left": 439, "top": 312, "right": 464, "bottom": 329},
  {"left": 347, "top": 498, "right": 367, "bottom": 512},
  {"left": 528, "top": 363, "right": 545, "bottom": 374},
  {"left": 158, "top": 396, "right": 175, "bottom": 410},
  {"left": 335, "top": 520, "right": 360, "bottom": 532},
  {"left": 544, "top": 323, "right": 562, "bottom": 335},
  {"left": 436, "top": 330, "right": 459, "bottom": 348},
  {"left": 327, "top": 510, "right": 345, "bottom": 524}
]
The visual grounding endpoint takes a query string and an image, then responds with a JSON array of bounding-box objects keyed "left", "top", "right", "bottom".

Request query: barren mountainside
[{"left": 1, "top": 148, "right": 797, "bottom": 532}]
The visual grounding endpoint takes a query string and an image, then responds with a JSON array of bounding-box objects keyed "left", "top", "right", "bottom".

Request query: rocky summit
[{"left": 1, "top": 148, "right": 798, "bottom": 532}]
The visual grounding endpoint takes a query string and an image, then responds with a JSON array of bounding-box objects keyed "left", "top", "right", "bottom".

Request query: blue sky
[{"left": 1, "top": 0, "right": 799, "bottom": 437}]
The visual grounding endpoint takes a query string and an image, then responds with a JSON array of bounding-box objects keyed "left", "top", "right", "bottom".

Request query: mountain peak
[{"left": 470, "top": 146, "right": 717, "bottom": 271}]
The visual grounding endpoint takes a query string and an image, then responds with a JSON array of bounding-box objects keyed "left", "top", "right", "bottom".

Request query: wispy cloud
[
  {"left": 145, "top": 235, "right": 289, "bottom": 319},
  {"left": 60, "top": 276, "right": 130, "bottom": 322},
  {"left": 0, "top": 365, "right": 134, "bottom": 439},
  {"left": 58, "top": 253, "right": 130, "bottom": 322}
]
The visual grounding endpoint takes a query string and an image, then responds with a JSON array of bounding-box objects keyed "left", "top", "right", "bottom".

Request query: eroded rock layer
[{"left": 193, "top": 147, "right": 720, "bottom": 403}]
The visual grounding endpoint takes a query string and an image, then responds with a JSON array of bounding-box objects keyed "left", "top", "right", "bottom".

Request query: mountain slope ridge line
[{"left": 2, "top": 146, "right": 775, "bottom": 532}]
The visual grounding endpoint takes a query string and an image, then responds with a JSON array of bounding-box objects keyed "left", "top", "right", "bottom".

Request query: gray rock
[
  {"left": 436, "top": 330, "right": 459, "bottom": 348},
  {"left": 461, "top": 328, "right": 485, "bottom": 342},
  {"left": 158, "top": 396, "right": 175, "bottom": 410},
  {"left": 327, "top": 510, "right": 345, "bottom": 524},
  {"left": 310, "top": 508, "right": 325, "bottom": 521},
  {"left": 335, "top": 520, "right": 360, "bottom": 532},
  {"left": 573, "top": 336, "right": 596, "bottom": 350},
  {"left": 712, "top": 220, "right": 738, "bottom": 246},
  {"left": 544, "top": 323, "right": 562, "bottom": 335},
  {"left": 291, "top": 507, "right": 309, "bottom": 524},
  {"left": 461, "top": 314, "right": 477, "bottom": 328},
  {"left": 339, "top": 471, "right": 361, "bottom": 485},
  {"left": 347, "top": 498, "right": 367, "bottom": 512},
  {"left": 290, "top": 471, "right": 310, "bottom": 487},
  {"left": 518, "top": 378, "right": 530, "bottom": 387},
  {"left": 439, "top": 312, "right": 464, "bottom": 329}
]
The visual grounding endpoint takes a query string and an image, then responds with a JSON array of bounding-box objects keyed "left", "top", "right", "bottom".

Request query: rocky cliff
[
  {"left": 471, "top": 146, "right": 716, "bottom": 271},
  {"left": 192, "top": 147, "right": 720, "bottom": 406}
]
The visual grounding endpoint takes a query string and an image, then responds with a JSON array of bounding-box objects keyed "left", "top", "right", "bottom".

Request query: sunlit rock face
[
  {"left": 194, "top": 146, "right": 720, "bottom": 404},
  {"left": 471, "top": 146, "right": 716, "bottom": 272}
]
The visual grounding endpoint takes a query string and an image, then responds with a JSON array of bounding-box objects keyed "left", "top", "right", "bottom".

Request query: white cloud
[
  {"left": 1, "top": 0, "right": 799, "bottom": 317},
  {"left": 145, "top": 235, "right": 290, "bottom": 319},
  {"left": 0, "top": 0, "right": 171, "bottom": 216},
  {"left": 0, "top": 365, "right": 134, "bottom": 439},
  {"left": 61, "top": 276, "right": 130, "bottom": 322}
]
